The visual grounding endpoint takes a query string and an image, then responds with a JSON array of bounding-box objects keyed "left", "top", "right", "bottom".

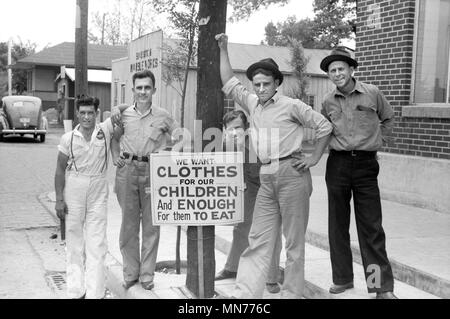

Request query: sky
[{"left": 0, "top": 0, "right": 317, "bottom": 50}]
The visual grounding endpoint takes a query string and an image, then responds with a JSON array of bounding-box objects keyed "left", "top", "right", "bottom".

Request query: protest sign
[{"left": 150, "top": 152, "right": 244, "bottom": 226}]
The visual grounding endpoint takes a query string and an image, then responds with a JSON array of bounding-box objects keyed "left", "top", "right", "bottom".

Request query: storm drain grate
[{"left": 47, "top": 272, "right": 67, "bottom": 291}]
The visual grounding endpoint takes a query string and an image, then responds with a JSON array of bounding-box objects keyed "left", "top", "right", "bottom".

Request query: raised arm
[{"left": 215, "top": 33, "right": 234, "bottom": 85}]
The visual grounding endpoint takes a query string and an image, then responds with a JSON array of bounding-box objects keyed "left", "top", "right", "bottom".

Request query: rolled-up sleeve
[
  {"left": 222, "top": 77, "right": 256, "bottom": 115},
  {"left": 292, "top": 101, "right": 333, "bottom": 140},
  {"left": 57, "top": 133, "right": 70, "bottom": 156}
]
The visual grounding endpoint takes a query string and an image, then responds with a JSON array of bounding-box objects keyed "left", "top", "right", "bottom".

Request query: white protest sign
[{"left": 150, "top": 152, "right": 244, "bottom": 226}]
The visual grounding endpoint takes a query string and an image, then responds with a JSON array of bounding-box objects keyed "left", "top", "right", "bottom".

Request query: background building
[{"left": 356, "top": 0, "right": 450, "bottom": 214}]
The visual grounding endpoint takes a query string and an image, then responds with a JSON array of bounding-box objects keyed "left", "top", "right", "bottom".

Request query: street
[{"left": 0, "top": 127, "right": 66, "bottom": 298}]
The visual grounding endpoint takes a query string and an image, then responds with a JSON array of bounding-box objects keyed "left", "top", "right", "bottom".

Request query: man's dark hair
[
  {"left": 223, "top": 110, "right": 248, "bottom": 129},
  {"left": 132, "top": 69, "right": 156, "bottom": 87},
  {"left": 75, "top": 95, "right": 100, "bottom": 111},
  {"left": 251, "top": 68, "right": 276, "bottom": 81}
]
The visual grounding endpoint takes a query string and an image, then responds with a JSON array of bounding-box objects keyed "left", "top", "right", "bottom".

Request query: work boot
[
  {"left": 376, "top": 291, "right": 398, "bottom": 299},
  {"left": 329, "top": 282, "right": 354, "bottom": 294},
  {"left": 215, "top": 269, "right": 237, "bottom": 280},
  {"left": 266, "top": 283, "right": 280, "bottom": 294}
]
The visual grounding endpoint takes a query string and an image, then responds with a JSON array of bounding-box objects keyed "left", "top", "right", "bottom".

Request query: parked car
[{"left": 0, "top": 96, "right": 48, "bottom": 142}]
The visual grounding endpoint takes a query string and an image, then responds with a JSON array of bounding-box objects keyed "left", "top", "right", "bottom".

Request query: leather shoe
[
  {"left": 329, "top": 282, "right": 354, "bottom": 294},
  {"left": 376, "top": 291, "right": 398, "bottom": 299},
  {"left": 215, "top": 269, "right": 237, "bottom": 280},
  {"left": 266, "top": 282, "right": 280, "bottom": 294},
  {"left": 122, "top": 279, "right": 138, "bottom": 289},
  {"left": 141, "top": 281, "right": 154, "bottom": 290}
]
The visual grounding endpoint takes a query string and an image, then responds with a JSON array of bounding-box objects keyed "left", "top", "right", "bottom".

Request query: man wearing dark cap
[
  {"left": 216, "top": 33, "right": 332, "bottom": 299},
  {"left": 320, "top": 47, "right": 397, "bottom": 299}
]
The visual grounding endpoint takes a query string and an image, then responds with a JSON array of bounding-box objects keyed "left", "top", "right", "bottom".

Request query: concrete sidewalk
[{"left": 41, "top": 154, "right": 449, "bottom": 299}]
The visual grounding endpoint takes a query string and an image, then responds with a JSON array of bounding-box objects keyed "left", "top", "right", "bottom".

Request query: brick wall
[{"left": 356, "top": 0, "right": 450, "bottom": 159}]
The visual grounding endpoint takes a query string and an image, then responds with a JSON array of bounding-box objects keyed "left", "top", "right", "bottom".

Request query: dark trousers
[{"left": 325, "top": 151, "right": 394, "bottom": 293}]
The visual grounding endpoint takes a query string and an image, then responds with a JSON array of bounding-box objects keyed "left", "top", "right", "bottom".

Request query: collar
[
  {"left": 333, "top": 78, "right": 366, "bottom": 97},
  {"left": 133, "top": 103, "right": 153, "bottom": 116},
  {"left": 73, "top": 124, "right": 101, "bottom": 141},
  {"left": 257, "top": 91, "right": 281, "bottom": 108}
]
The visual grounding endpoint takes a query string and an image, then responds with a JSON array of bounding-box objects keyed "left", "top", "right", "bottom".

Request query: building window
[
  {"left": 113, "top": 81, "right": 118, "bottom": 106},
  {"left": 121, "top": 84, "right": 126, "bottom": 104},
  {"left": 414, "top": 0, "right": 450, "bottom": 103}
]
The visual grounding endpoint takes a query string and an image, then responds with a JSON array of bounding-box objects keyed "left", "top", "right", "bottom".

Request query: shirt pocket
[
  {"left": 354, "top": 105, "right": 378, "bottom": 130},
  {"left": 144, "top": 125, "right": 163, "bottom": 142}
]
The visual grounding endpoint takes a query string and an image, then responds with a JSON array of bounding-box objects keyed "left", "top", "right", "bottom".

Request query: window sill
[{"left": 402, "top": 104, "right": 450, "bottom": 119}]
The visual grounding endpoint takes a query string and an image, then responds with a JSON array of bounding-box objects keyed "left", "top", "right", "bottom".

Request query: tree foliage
[
  {"left": 228, "top": 0, "right": 289, "bottom": 22},
  {"left": 0, "top": 40, "right": 37, "bottom": 95},
  {"left": 264, "top": 0, "right": 356, "bottom": 49},
  {"left": 287, "top": 37, "right": 310, "bottom": 102}
]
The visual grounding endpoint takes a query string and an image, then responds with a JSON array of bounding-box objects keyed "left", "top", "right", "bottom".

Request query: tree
[
  {"left": 287, "top": 37, "right": 310, "bottom": 102},
  {"left": 264, "top": 0, "right": 356, "bottom": 49},
  {"left": 89, "top": 0, "right": 156, "bottom": 45},
  {"left": 0, "top": 40, "right": 37, "bottom": 95}
]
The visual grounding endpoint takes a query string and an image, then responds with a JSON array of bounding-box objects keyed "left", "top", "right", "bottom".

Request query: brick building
[{"left": 356, "top": 0, "right": 450, "bottom": 160}]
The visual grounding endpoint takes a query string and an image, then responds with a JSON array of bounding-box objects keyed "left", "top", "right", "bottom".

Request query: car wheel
[{"left": 40, "top": 134, "right": 46, "bottom": 143}]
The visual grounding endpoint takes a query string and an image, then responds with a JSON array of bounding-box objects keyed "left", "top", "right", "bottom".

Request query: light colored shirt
[
  {"left": 321, "top": 79, "right": 395, "bottom": 151},
  {"left": 58, "top": 119, "right": 113, "bottom": 176},
  {"left": 118, "top": 104, "right": 180, "bottom": 156},
  {"left": 222, "top": 76, "right": 332, "bottom": 166}
]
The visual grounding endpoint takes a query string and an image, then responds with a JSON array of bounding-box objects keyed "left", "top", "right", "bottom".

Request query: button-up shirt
[
  {"left": 58, "top": 119, "right": 113, "bottom": 176},
  {"left": 223, "top": 77, "right": 332, "bottom": 167},
  {"left": 118, "top": 104, "right": 180, "bottom": 156},
  {"left": 321, "top": 79, "right": 395, "bottom": 151}
]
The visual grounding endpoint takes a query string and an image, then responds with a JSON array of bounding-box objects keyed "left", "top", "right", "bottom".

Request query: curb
[{"left": 304, "top": 230, "right": 450, "bottom": 299}]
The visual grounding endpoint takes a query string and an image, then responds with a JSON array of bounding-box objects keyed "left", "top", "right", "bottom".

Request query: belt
[
  {"left": 330, "top": 150, "right": 377, "bottom": 158},
  {"left": 122, "top": 152, "right": 150, "bottom": 162},
  {"left": 263, "top": 154, "right": 293, "bottom": 165}
]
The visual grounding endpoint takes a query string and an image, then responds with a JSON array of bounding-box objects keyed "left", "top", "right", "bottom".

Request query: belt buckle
[{"left": 137, "top": 155, "right": 143, "bottom": 162}]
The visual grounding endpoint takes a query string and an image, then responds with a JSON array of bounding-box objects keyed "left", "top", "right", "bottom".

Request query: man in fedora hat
[
  {"left": 320, "top": 47, "right": 397, "bottom": 299},
  {"left": 215, "top": 33, "right": 332, "bottom": 299}
]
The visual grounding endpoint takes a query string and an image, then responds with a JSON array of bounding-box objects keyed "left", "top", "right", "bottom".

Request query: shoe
[
  {"left": 122, "top": 279, "right": 138, "bottom": 289},
  {"left": 141, "top": 281, "right": 155, "bottom": 290},
  {"left": 215, "top": 269, "right": 237, "bottom": 281},
  {"left": 266, "top": 282, "right": 280, "bottom": 294},
  {"left": 376, "top": 291, "right": 398, "bottom": 299},
  {"left": 329, "top": 282, "right": 354, "bottom": 294}
]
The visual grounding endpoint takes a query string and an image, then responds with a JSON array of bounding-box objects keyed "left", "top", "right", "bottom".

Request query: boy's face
[{"left": 223, "top": 117, "right": 246, "bottom": 151}]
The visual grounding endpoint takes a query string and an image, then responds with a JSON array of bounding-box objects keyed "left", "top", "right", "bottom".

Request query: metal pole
[
  {"left": 8, "top": 38, "right": 12, "bottom": 96},
  {"left": 197, "top": 226, "right": 204, "bottom": 298}
]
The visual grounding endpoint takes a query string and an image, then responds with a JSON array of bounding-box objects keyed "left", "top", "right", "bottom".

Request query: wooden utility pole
[
  {"left": 185, "top": 0, "right": 227, "bottom": 299},
  {"left": 74, "top": 0, "right": 89, "bottom": 124}
]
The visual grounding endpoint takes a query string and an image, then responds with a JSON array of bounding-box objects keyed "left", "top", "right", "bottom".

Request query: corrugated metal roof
[{"left": 15, "top": 42, "right": 127, "bottom": 70}]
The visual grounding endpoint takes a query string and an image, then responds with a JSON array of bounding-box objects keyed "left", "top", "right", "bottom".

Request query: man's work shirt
[
  {"left": 321, "top": 79, "right": 395, "bottom": 151},
  {"left": 223, "top": 77, "right": 332, "bottom": 170},
  {"left": 118, "top": 104, "right": 179, "bottom": 156},
  {"left": 58, "top": 119, "right": 113, "bottom": 176}
]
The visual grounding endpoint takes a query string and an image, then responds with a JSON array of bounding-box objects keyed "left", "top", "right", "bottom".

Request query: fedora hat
[
  {"left": 246, "top": 58, "right": 284, "bottom": 85},
  {"left": 320, "top": 46, "right": 358, "bottom": 72}
]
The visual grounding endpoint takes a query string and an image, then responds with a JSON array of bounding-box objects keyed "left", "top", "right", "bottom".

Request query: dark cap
[
  {"left": 246, "top": 58, "right": 284, "bottom": 84},
  {"left": 320, "top": 46, "right": 358, "bottom": 72}
]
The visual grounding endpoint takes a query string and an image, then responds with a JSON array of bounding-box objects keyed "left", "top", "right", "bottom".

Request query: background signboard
[
  {"left": 111, "top": 30, "right": 163, "bottom": 107},
  {"left": 150, "top": 152, "right": 244, "bottom": 226}
]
